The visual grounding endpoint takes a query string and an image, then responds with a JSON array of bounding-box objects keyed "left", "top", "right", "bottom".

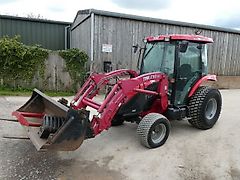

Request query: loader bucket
[{"left": 12, "top": 89, "right": 88, "bottom": 151}]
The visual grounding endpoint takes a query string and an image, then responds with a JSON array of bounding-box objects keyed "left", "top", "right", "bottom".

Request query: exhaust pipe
[{"left": 12, "top": 89, "right": 89, "bottom": 151}]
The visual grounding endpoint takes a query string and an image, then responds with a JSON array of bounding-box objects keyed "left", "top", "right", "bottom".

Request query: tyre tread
[
  {"left": 137, "top": 113, "right": 168, "bottom": 148},
  {"left": 188, "top": 86, "right": 221, "bottom": 129}
]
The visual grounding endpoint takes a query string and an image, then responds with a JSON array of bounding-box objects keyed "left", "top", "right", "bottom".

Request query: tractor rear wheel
[
  {"left": 137, "top": 113, "right": 170, "bottom": 148},
  {"left": 188, "top": 86, "right": 222, "bottom": 130}
]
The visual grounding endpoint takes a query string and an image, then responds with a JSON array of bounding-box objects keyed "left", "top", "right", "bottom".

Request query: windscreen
[{"left": 141, "top": 42, "right": 175, "bottom": 77}]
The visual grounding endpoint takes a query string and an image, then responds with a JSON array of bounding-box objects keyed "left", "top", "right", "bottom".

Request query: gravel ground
[{"left": 0, "top": 90, "right": 240, "bottom": 180}]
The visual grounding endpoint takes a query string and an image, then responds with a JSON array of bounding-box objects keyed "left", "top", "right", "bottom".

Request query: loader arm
[
  {"left": 78, "top": 72, "right": 169, "bottom": 136},
  {"left": 12, "top": 69, "right": 138, "bottom": 151},
  {"left": 12, "top": 69, "right": 170, "bottom": 151},
  {"left": 70, "top": 69, "right": 138, "bottom": 109}
]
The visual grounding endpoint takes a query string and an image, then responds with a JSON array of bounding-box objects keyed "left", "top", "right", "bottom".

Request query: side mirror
[
  {"left": 179, "top": 41, "right": 189, "bottom": 53},
  {"left": 132, "top": 44, "right": 139, "bottom": 53}
]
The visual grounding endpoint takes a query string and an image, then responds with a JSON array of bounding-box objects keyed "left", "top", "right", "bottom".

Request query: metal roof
[
  {"left": 0, "top": 14, "right": 71, "bottom": 50},
  {"left": 75, "top": 9, "right": 240, "bottom": 35},
  {"left": 0, "top": 14, "right": 71, "bottom": 25},
  {"left": 146, "top": 34, "right": 214, "bottom": 43}
]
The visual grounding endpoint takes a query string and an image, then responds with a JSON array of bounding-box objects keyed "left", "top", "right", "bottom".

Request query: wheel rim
[
  {"left": 150, "top": 123, "right": 166, "bottom": 144},
  {"left": 205, "top": 98, "right": 217, "bottom": 120}
]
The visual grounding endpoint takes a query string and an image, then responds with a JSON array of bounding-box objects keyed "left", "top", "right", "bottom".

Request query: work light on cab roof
[{"left": 146, "top": 34, "right": 213, "bottom": 43}]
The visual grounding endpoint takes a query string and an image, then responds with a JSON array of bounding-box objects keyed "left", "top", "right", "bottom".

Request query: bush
[
  {"left": 0, "top": 36, "right": 48, "bottom": 85},
  {"left": 59, "top": 48, "right": 88, "bottom": 90},
  {"left": 0, "top": 36, "right": 88, "bottom": 91}
]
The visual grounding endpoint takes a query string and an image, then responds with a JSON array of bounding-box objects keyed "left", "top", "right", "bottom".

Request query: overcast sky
[{"left": 0, "top": 0, "right": 240, "bottom": 29}]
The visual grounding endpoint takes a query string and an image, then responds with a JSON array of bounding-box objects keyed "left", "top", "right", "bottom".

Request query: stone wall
[{"left": 1, "top": 52, "right": 75, "bottom": 91}]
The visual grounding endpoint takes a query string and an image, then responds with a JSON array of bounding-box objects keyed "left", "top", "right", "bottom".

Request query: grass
[{"left": 0, "top": 87, "right": 74, "bottom": 97}]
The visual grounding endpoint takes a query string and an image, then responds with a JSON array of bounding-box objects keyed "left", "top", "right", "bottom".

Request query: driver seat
[{"left": 178, "top": 64, "right": 192, "bottom": 91}]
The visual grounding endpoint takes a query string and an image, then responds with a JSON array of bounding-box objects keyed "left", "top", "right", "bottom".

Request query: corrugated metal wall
[
  {"left": 71, "top": 13, "right": 91, "bottom": 60},
  {"left": 71, "top": 9, "right": 240, "bottom": 76},
  {"left": 0, "top": 15, "right": 71, "bottom": 50}
]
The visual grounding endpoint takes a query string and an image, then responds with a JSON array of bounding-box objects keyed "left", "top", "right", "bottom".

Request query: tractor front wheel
[
  {"left": 188, "top": 86, "right": 222, "bottom": 129},
  {"left": 137, "top": 113, "right": 170, "bottom": 148}
]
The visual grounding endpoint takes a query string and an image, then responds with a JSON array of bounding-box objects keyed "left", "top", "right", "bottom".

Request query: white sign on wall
[{"left": 102, "top": 44, "right": 112, "bottom": 53}]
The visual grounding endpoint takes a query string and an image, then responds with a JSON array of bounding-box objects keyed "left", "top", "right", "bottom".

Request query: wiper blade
[{"left": 143, "top": 44, "right": 156, "bottom": 59}]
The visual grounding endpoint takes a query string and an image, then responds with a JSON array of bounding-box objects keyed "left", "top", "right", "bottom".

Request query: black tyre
[
  {"left": 137, "top": 113, "right": 170, "bottom": 148},
  {"left": 188, "top": 86, "right": 222, "bottom": 130},
  {"left": 111, "top": 116, "right": 124, "bottom": 126}
]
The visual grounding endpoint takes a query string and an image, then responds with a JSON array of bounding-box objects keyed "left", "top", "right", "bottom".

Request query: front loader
[{"left": 12, "top": 34, "right": 222, "bottom": 151}]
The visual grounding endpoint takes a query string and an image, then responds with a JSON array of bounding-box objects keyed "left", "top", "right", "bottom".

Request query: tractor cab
[{"left": 139, "top": 34, "right": 213, "bottom": 106}]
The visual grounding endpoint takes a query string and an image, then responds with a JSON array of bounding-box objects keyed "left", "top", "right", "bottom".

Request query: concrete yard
[{"left": 0, "top": 90, "right": 240, "bottom": 180}]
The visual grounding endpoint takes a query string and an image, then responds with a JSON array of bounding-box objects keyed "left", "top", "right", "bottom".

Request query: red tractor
[{"left": 13, "top": 34, "right": 222, "bottom": 151}]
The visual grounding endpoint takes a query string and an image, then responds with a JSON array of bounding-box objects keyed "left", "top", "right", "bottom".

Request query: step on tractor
[{"left": 12, "top": 34, "right": 222, "bottom": 151}]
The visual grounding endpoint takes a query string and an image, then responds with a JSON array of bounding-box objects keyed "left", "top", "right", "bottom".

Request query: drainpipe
[
  {"left": 90, "top": 12, "right": 94, "bottom": 62},
  {"left": 64, "top": 25, "right": 70, "bottom": 50}
]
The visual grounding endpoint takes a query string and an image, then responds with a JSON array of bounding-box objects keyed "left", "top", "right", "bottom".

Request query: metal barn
[
  {"left": 0, "top": 15, "right": 71, "bottom": 50},
  {"left": 71, "top": 9, "right": 240, "bottom": 76}
]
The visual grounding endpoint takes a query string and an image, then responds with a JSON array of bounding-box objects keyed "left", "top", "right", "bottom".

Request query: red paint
[
  {"left": 82, "top": 98, "right": 101, "bottom": 110},
  {"left": 140, "top": 75, "right": 169, "bottom": 116},
  {"left": 98, "top": 84, "right": 119, "bottom": 113},
  {"left": 134, "top": 88, "right": 159, "bottom": 96},
  {"left": 188, "top": 75, "right": 217, "bottom": 97},
  {"left": 91, "top": 72, "right": 168, "bottom": 135},
  {"left": 146, "top": 34, "right": 213, "bottom": 43},
  {"left": 70, "top": 69, "right": 138, "bottom": 109},
  {"left": 68, "top": 70, "right": 169, "bottom": 136},
  {"left": 12, "top": 111, "right": 43, "bottom": 127}
]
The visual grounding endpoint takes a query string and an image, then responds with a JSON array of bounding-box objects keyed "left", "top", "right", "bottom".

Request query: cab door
[{"left": 174, "top": 43, "right": 202, "bottom": 105}]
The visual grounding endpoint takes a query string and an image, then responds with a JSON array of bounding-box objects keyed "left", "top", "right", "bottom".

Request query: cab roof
[{"left": 146, "top": 34, "right": 213, "bottom": 43}]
